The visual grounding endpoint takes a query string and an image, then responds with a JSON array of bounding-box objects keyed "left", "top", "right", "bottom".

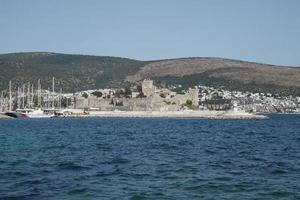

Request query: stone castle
[{"left": 75, "top": 79, "right": 199, "bottom": 111}]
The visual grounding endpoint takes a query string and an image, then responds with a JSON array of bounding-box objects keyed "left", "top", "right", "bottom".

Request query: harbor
[
  {"left": 0, "top": 78, "right": 269, "bottom": 120},
  {"left": 2, "top": 1, "right": 300, "bottom": 199}
]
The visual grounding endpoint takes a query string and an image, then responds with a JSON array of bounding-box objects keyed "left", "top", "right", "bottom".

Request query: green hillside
[
  {"left": 0, "top": 52, "right": 145, "bottom": 92},
  {"left": 0, "top": 52, "right": 299, "bottom": 96}
]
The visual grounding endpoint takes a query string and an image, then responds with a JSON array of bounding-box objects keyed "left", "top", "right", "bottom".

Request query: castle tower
[
  {"left": 188, "top": 88, "right": 199, "bottom": 106},
  {"left": 142, "top": 79, "right": 155, "bottom": 97}
]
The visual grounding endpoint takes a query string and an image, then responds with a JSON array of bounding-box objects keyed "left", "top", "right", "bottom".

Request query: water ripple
[{"left": 0, "top": 115, "right": 299, "bottom": 199}]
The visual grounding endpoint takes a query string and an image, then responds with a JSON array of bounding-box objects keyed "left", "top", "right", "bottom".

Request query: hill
[
  {"left": 0, "top": 52, "right": 300, "bottom": 96},
  {"left": 127, "top": 57, "right": 300, "bottom": 96},
  {"left": 0, "top": 52, "right": 145, "bottom": 92}
]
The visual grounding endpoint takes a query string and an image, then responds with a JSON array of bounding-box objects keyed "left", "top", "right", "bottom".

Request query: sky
[{"left": 0, "top": 0, "right": 300, "bottom": 66}]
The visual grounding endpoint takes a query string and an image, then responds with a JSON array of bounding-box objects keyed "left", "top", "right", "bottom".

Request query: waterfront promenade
[
  {"left": 0, "top": 110, "right": 267, "bottom": 120},
  {"left": 86, "top": 110, "right": 268, "bottom": 119}
]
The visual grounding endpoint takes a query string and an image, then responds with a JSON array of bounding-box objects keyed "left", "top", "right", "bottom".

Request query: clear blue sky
[{"left": 1, "top": 0, "right": 300, "bottom": 66}]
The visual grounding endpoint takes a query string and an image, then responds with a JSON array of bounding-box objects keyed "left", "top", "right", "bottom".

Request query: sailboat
[{"left": 4, "top": 79, "right": 56, "bottom": 118}]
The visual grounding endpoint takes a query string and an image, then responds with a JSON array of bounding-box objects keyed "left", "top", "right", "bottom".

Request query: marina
[{"left": 0, "top": 78, "right": 67, "bottom": 119}]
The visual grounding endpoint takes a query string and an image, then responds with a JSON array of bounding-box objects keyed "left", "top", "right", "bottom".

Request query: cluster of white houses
[{"left": 196, "top": 85, "right": 300, "bottom": 113}]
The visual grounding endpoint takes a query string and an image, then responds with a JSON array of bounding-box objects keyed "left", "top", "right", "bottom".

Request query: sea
[{"left": 0, "top": 115, "right": 299, "bottom": 200}]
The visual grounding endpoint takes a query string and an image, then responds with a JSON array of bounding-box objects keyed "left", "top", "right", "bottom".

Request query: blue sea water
[{"left": 0, "top": 115, "right": 299, "bottom": 200}]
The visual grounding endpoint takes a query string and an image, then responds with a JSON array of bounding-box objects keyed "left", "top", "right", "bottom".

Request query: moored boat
[{"left": 6, "top": 109, "right": 54, "bottom": 118}]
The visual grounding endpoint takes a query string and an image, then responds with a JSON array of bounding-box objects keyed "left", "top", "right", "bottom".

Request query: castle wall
[{"left": 75, "top": 81, "right": 199, "bottom": 111}]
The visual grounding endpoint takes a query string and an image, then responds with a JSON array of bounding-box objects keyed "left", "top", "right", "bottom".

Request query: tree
[
  {"left": 136, "top": 92, "right": 146, "bottom": 98},
  {"left": 159, "top": 93, "right": 166, "bottom": 98},
  {"left": 115, "top": 89, "right": 124, "bottom": 98},
  {"left": 137, "top": 85, "right": 142, "bottom": 93},
  {"left": 61, "top": 97, "right": 69, "bottom": 108},
  {"left": 82, "top": 92, "right": 88, "bottom": 99},
  {"left": 92, "top": 91, "right": 103, "bottom": 98},
  {"left": 124, "top": 87, "right": 132, "bottom": 98},
  {"left": 185, "top": 100, "right": 193, "bottom": 107}
]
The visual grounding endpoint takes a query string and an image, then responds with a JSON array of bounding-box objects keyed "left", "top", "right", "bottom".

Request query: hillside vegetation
[
  {"left": 0, "top": 52, "right": 145, "bottom": 92},
  {"left": 127, "top": 58, "right": 300, "bottom": 96},
  {"left": 0, "top": 52, "right": 299, "bottom": 96}
]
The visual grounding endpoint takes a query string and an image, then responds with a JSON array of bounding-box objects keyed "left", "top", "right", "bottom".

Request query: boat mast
[
  {"left": 27, "top": 82, "right": 30, "bottom": 108},
  {"left": 59, "top": 88, "right": 62, "bottom": 109},
  {"left": 17, "top": 87, "right": 20, "bottom": 109},
  {"left": 22, "top": 84, "right": 25, "bottom": 109},
  {"left": 9, "top": 80, "right": 12, "bottom": 111},
  {"left": 52, "top": 77, "right": 55, "bottom": 109},
  {"left": 38, "top": 79, "right": 41, "bottom": 108},
  {"left": 0, "top": 91, "right": 3, "bottom": 112},
  {"left": 31, "top": 84, "right": 34, "bottom": 108},
  {"left": 47, "top": 87, "right": 49, "bottom": 109}
]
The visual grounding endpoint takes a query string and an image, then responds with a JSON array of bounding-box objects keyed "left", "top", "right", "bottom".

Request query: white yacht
[{"left": 15, "top": 109, "right": 54, "bottom": 118}]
